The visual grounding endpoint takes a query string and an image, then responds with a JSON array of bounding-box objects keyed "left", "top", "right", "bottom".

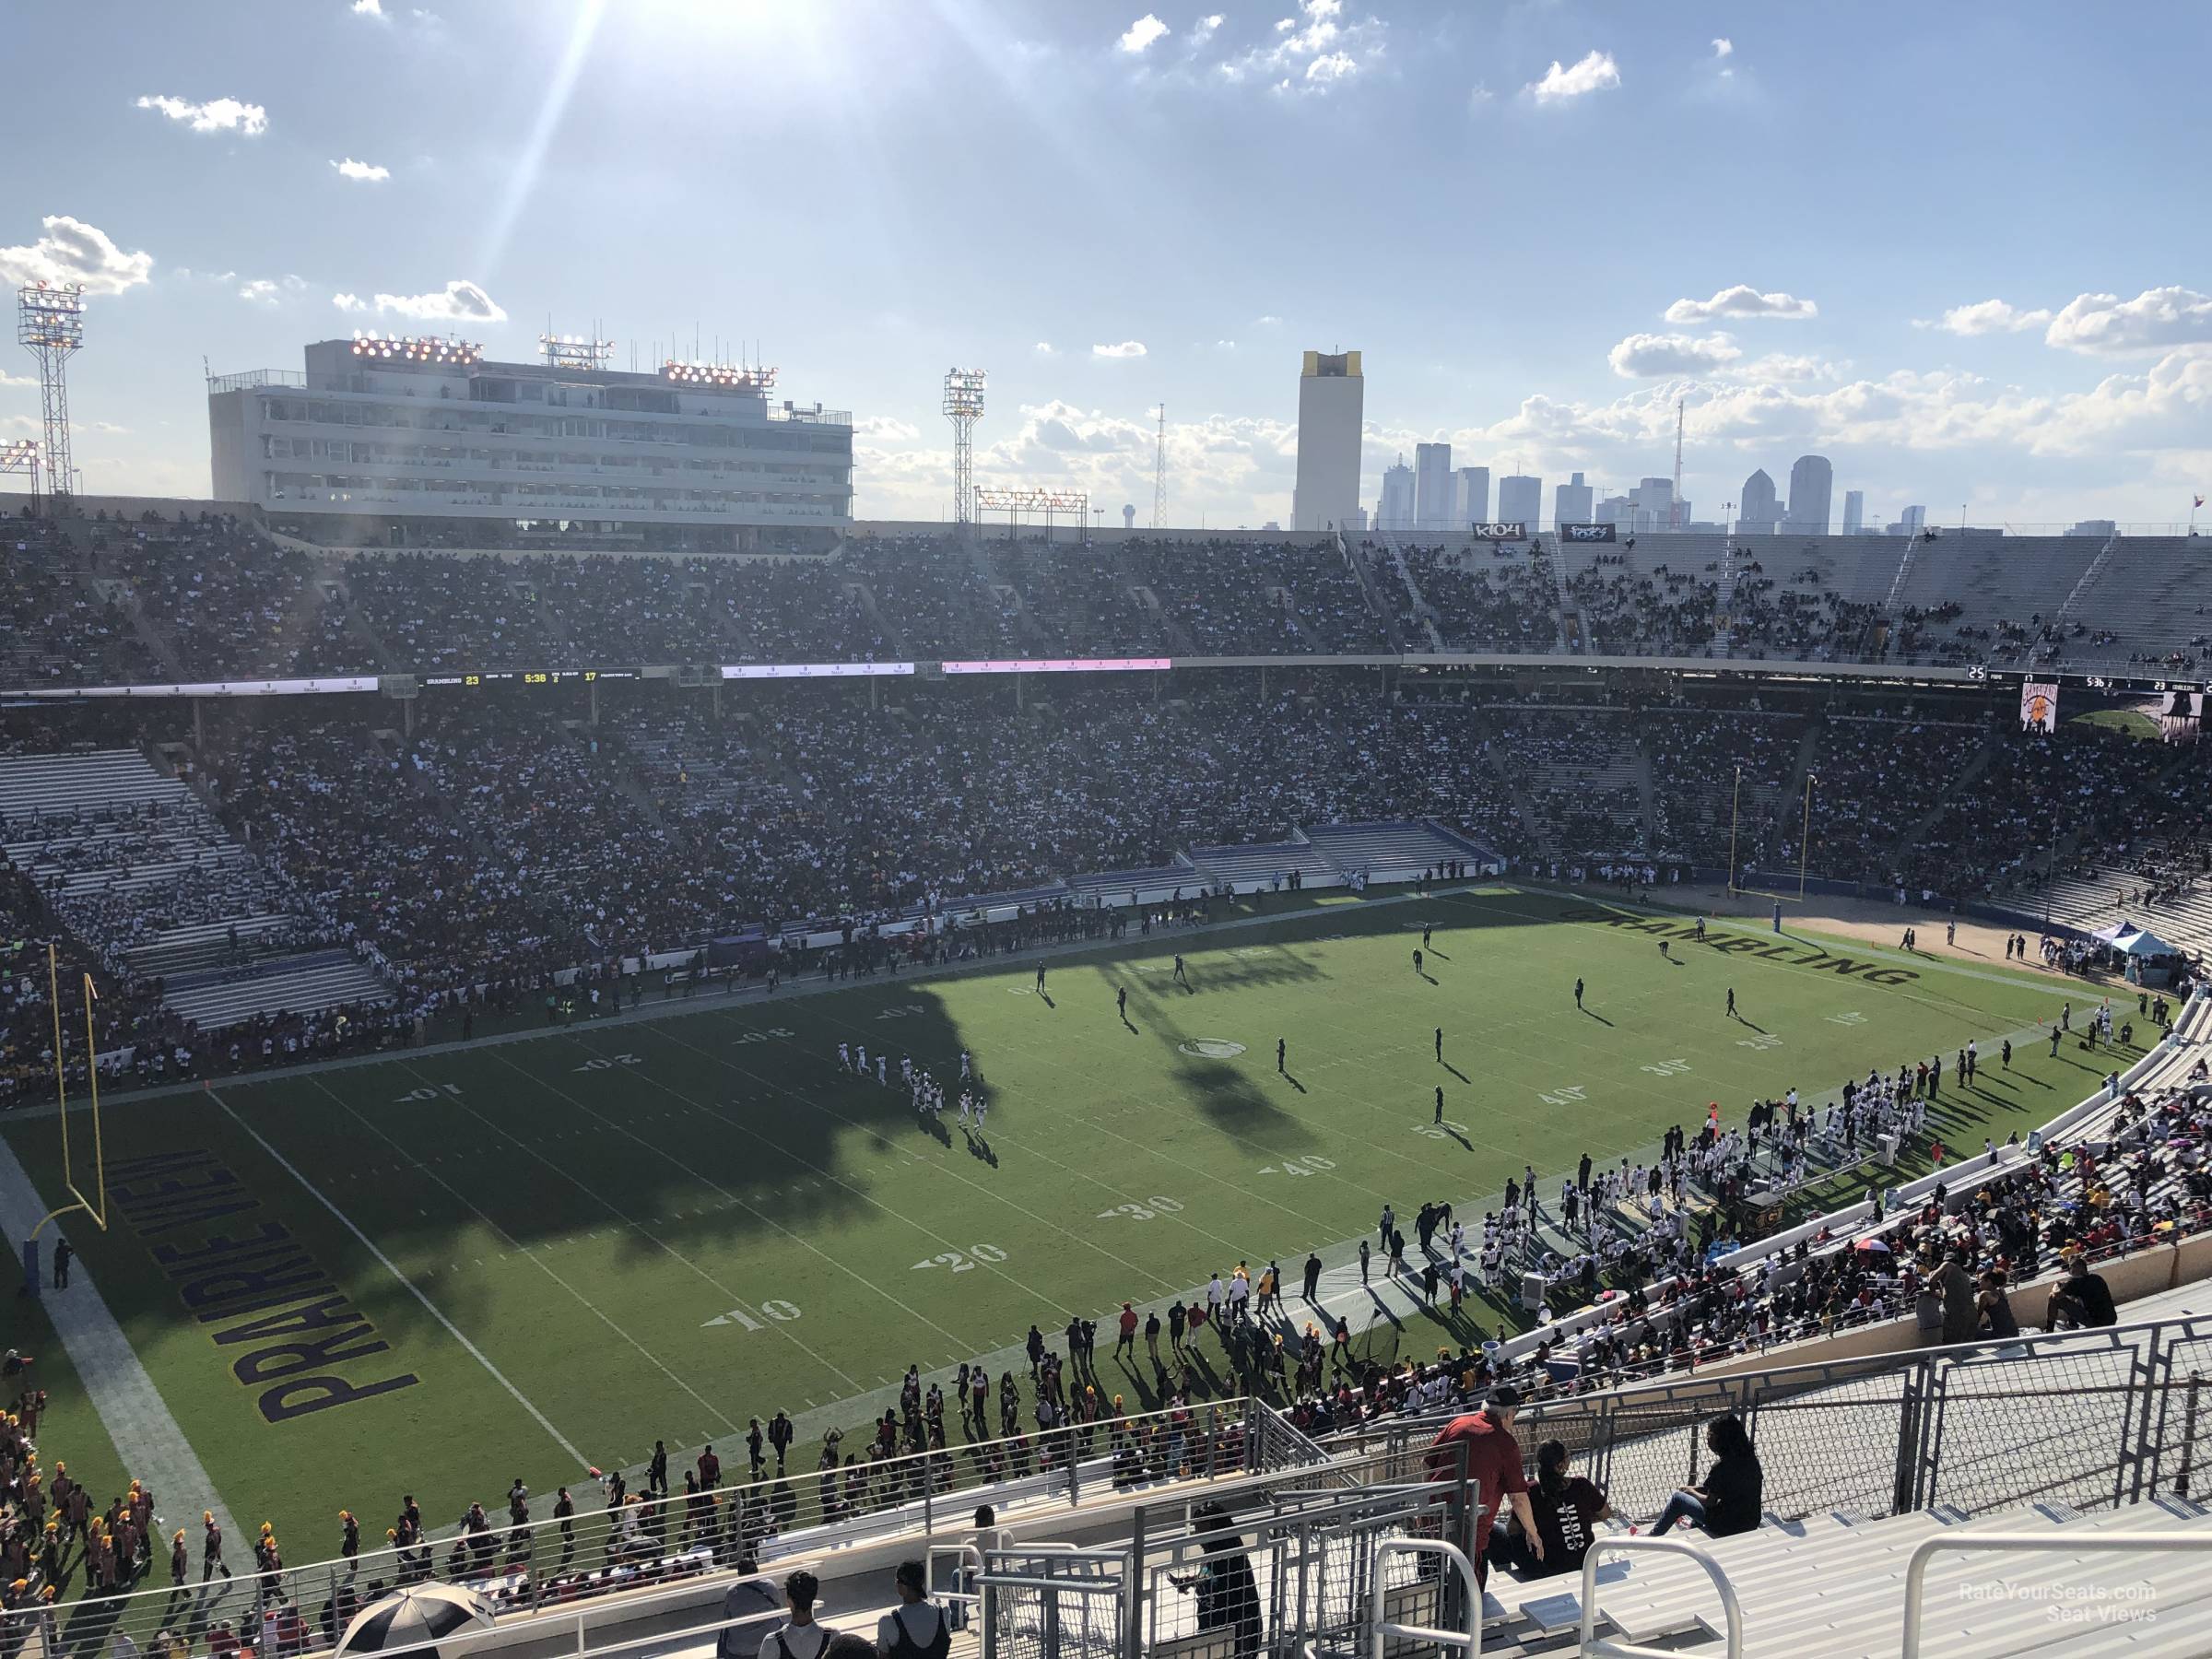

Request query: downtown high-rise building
[
  {"left": 1453, "top": 465, "right": 1489, "bottom": 526},
  {"left": 1496, "top": 474, "right": 1542, "bottom": 528},
  {"left": 1554, "top": 470, "right": 1594, "bottom": 526},
  {"left": 1377, "top": 454, "right": 1416, "bottom": 531},
  {"left": 1841, "top": 488, "right": 1865, "bottom": 535},
  {"left": 1414, "top": 442, "right": 1454, "bottom": 531},
  {"left": 1292, "top": 350, "right": 1363, "bottom": 533},
  {"left": 1785, "top": 454, "right": 1834, "bottom": 535},
  {"left": 1737, "top": 468, "right": 1781, "bottom": 535}
]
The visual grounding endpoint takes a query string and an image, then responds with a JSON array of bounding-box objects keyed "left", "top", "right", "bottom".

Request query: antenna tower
[
  {"left": 1151, "top": 404, "right": 1167, "bottom": 529},
  {"left": 18, "top": 283, "right": 87, "bottom": 514},
  {"left": 943, "top": 368, "right": 986, "bottom": 527},
  {"left": 1670, "top": 396, "right": 1685, "bottom": 529}
]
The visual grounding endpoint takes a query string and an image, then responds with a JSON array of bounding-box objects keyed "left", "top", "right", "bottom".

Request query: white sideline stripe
[
  {"left": 0, "top": 1135, "right": 239, "bottom": 1545},
  {"left": 208, "top": 1087, "right": 586, "bottom": 1467}
]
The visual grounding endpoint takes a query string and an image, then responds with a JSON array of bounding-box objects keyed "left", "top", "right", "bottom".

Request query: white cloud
[
  {"left": 1191, "top": 13, "right": 1224, "bottom": 47},
  {"left": 0, "top": 216, "right": 154, "bottom": 295},
  {"left": 1216, "top": 339, "right": 1237, "bottom": 349},
  {"left": 0, "top": 370, "right": 35, "bottom": 389},
  {"left": 1526, "top": 50, "right": 1618, "bottom": 103},
  {"left": 1092, "top": 340, "right": 1148, "bottom": 359},
  {"left": 331, "top": 158, "right": 391, "bottom": 182},
  {"left": 1033, "top": 341, "right": 1056, "bottom": 356},
  {"left": 1468, "top": 82, "right": 1495, "bottom": 110},
  {"left": 1253, "top": 313, "right": 1283, "bottom": 326},
  {"left": 342, "top": 278, "right": 506, "bottom": 324},
  {"left": 1732, "top": 353, "right": 1844, "bottom": 384},
  {"left": 135, "top": 95, "right": 267, "bottom": 135},
  {"left": 1609, "top": 331, "right": 1742, "bottom": 378},
  {"left": 2045, "top": 287, "right": 2212, "bottom": 356},
  {"left": 1919, "top": 298, "right": 2053, "bottom": 336},
  {"left": 857, "top": 398, "right": 1300, "bottom": 525},
  {"left": 855, "top": 416, "right": 919, "bottom": 442},
  {"left": 238, "top": 279, "right": 281, "bottom": 306},
  {"left": 351, "top": 0, "right": 384, "bottom": 16},
  {"left": 1665, "top": 284, "right": 1818, "bottom": 324},
  {"left": 1218, "top": 0, "right": 1382, "bottom": 92},
  {"left": 1712, "top": 37, "right": 1733, "bottom": 58},
  {"left": 1118, "top": 13, "right": 1169, "bottom": 53}
]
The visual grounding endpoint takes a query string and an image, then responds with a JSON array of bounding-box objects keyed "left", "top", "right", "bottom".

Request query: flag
[{"left": 2196, "top": 495, "right": 2206, "bottom": 508}]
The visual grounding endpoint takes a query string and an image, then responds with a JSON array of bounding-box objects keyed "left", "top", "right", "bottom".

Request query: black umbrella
[{"left": 337, "top": 1583, "right": 499, "bottom": 1658}]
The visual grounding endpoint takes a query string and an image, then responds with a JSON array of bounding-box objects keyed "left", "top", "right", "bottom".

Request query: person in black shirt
[
  {"left": 1492, "top": 1441, "right": 1612, "bottom": 1578},
  {"left": 1651, "top": 1415, "right": 1762, "bottom": 1538},
  {"left": 2046, "top": 1257, "right": 2118, "bottom": 1329}
]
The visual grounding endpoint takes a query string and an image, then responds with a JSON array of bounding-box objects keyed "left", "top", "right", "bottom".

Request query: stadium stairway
[{"left": 1477, "top": 1494, "right": 2212, "bottom": 1656}]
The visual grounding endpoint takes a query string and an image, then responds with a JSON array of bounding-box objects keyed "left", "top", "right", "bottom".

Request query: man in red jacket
[{"left": 1428, "top": 1387, "right": 1544, "bottom": 1586}]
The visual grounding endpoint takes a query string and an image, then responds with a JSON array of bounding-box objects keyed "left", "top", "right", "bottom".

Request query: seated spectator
[
  {"left": 2045, "top": 1255, "right": 2118, "bottom": 1330},
  {"left": 1650, "top": 1415, "right": 1762, "bottom": 1539},
  {"left": 1493, "top": 1440, "right": 1611, "bottom": 1579}
]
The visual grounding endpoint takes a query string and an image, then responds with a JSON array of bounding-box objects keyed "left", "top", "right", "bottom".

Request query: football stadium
[{"left": 5, "top": 8, "right": 2212, "bottom": 1657}]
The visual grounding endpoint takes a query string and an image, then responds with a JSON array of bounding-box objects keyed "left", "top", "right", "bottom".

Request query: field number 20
[{"left": 912, "top": 1244, "right": 1009, "bottom": 1274}]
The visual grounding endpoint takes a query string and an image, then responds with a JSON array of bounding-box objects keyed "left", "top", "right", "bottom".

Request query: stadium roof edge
[{"left": 6, "top": 652, "right": 2007, "bottom": 701}]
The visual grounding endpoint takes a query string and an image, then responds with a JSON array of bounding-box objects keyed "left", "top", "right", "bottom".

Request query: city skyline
[{"left": 4, "top": 1, "right": 2208, "bottom": 530}]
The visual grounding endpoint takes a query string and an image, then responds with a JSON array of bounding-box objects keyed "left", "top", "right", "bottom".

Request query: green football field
[{"left": 5, "top": 884, "right": 2136, "bottom": 1546}]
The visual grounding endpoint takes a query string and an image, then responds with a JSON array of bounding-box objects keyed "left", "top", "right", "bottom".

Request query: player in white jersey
[
  {"left": 857, "top": 1045, "right": 868, "bottom": 1077},
  {"left": 958, "top": 1092, "right": 971, "bottom": 1127},
  {"left": 959, "top": 1051, "right": 971, "bottom": 1080},
  {"left": 973, "top": 1094, "right": 988, "bottom": 1131},
  {"left": 838, "top": 1041, "right": 851, "bottom": 1070},
  {"left": 876, "top": 1055, "right": 887, "bottom": 1086}
]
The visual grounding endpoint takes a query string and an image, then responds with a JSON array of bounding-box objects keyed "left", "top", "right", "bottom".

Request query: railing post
[
  {"left": 2179, "top": 1373, "right": 2204, "bottom": 1500},
  {"left": 1124, "top": 1508, "right": 1146, "bottom": 1659},
  {"left": 1892, "top": 1373, "right": 1922, "bottom": 1518}
]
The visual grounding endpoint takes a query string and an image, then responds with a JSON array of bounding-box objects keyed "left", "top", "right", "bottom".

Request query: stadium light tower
[
  {"left": 0, "top": 439, "right": 37, "bottom": 505},
  {"left": 18, "top": 283, "right": 86, "bottom": 514},
  {"left": 943, "top": 368, "right": 986, "bottom": 527},
  {"left": 539, "top": 331, "right": 616, "bottom": 371}
]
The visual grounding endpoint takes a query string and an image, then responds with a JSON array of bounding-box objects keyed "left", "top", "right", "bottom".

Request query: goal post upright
[{"left": 21, "top": 945, "right": 110, "bottom": 1298}]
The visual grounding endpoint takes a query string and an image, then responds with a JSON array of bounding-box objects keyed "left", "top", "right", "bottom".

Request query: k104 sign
[{"left": 1470, "top": 522, "right": 1528, "bottom": 540}]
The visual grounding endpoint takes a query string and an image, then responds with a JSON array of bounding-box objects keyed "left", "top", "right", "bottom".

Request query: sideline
[
  {"left": 0, "top": 1134, "right": 240, "bottom": 1547},
  {"left": 206, "top": 1085, "right": 589, "bottom": 1469},
  {"left": 4, "top": 881, "right": 1515, "bottom": 1124}
]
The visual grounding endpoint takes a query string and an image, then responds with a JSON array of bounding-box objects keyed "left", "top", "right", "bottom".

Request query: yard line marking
[
  {"left": 208, "top": 1084, "right": 586, "bottom": 1467},
  {"left": 516, "top": 1043, "right": 1075, "bottom": 1347},
  {"left": 470, "top": 1053, "right": 871, "bottom": 1390},
  {"left": 643, "top": 1024, "right": 1182, "bottom": 1299}
]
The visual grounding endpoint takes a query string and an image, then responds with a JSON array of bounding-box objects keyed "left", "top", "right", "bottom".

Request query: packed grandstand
[{"left": 5, "top": 508, "right": 2212, "bottom": 1659}]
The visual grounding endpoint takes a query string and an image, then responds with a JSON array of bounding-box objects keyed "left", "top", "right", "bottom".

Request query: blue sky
[{"left": 6, "top": 0, "right": 2210, "bottom": 529}]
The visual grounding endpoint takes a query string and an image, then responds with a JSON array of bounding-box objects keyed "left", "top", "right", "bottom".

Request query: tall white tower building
[{"left": 1292, "top": 349, "right": 1363, "bottom": 533}]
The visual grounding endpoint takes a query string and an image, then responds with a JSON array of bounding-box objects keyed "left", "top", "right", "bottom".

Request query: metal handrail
[
  {"left": 1367, "top": 1536, "right": 1480, "bottom": 1659},
  {"left": 1577, "top": 1536, "right": 1743, "bottom": 1659},
  {"left": 27, "top": 1401, "right": 1255, "bottom": 1658},
  {"left": 1898, "top": 1530, "right": 2212, "bottom": 1656}
]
